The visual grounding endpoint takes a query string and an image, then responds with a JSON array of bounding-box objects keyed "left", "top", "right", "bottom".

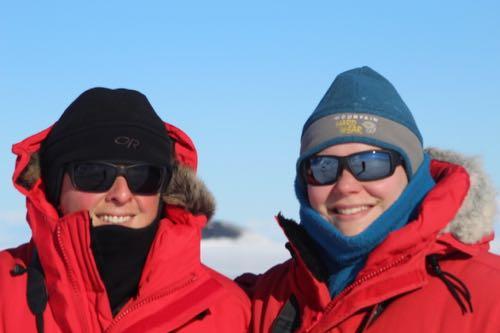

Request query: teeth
[
  {"left": 100, "top": 215, "right": 132, "bottom": 224},
  {"left": 335, "top": 206, "right": 370, "bottom": 215}
]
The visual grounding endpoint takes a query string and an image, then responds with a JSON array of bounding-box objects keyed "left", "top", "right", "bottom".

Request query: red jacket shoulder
[
  {"left": 456, "top": 251, "right": 500, "bottom": 293},
  {"left": 236, "top": 260, "right": 293, "bottom": 299},
  {"left": 0, "top": 242, "right": 31, "bottom": 273},
  {"left": 471, "top": 251, "right": 500, "bottom": 272},
  {"left": 203, "top": 264, "right": 250, "bottom": 306},
  {"left": 201, "top": 265, "right": 251, "bottom": 331},
  {"left": 0, "top": 243, "right": 32, "bottom": 322}
]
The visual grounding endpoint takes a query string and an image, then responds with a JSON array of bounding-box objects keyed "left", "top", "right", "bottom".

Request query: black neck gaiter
[{"left": 90, "top": 220, "right": 159, "bottom": 316}]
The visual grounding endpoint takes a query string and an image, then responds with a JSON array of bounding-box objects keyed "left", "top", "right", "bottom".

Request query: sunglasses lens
[
  {"left": 72, "top": 163, "right": 116, "bottom": 192},
  {"left": 308, "top": 156, "right": 340, "bottom": 185},
  {"left": 305, "top": 150, "right": 398, "bottom": 185},
  {"left": 69, "top": 162, "right": 166, "bottom": 194},
  {"left": 126, "top": 165, "right": 164, "bottom": 194},
  {"left": 349, "top": 151, "right": 392, "bottom": 181}
]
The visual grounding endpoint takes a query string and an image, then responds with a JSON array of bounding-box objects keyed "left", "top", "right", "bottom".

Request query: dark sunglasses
[
  {"left": 66, "top": 161, "right": 171, "bottom": 194},
  {"left": 303, "top": 150, "right": 404, "bottom": 185}
]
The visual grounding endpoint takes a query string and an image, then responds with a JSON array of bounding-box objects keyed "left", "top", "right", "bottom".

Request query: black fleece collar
[{"left": 90, "top": 219, "right": 159, "bottom": 316}]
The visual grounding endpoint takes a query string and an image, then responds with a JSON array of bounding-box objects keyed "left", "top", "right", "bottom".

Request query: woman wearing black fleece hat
[{"left": 0, "top": 88, "right": 250, "bottom": 332}]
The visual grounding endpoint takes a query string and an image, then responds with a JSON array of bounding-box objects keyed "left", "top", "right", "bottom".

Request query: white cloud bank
[{"left": 201, "top": 231, "right": 290, "bottom": 279}]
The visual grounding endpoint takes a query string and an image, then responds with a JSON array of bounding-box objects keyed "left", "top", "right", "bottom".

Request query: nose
[
  {"left": 105, "top": 176, "right": 133, "bottom": 204},
  {"left": 332, "top": 168, "right": 363, "bottom": 195}
]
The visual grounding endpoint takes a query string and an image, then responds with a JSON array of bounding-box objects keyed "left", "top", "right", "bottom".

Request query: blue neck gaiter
[{"left": 297, "top": 154, "right": 435, "bottom": 297}]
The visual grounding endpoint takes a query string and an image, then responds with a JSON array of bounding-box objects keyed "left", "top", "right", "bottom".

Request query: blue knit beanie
[{"left": 298, "top": 66, "right": 423, "bottom": 178}]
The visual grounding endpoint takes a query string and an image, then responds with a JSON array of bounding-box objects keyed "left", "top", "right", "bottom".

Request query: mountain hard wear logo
[
  {"left": 335, "top": 118, "right": 363, "bottom": 134},
  {"left": 334, "top": 114, "right": 379, "bottom": 135},
  {"left": 114, "top": 136, "right": 140, "bottom": 149}
]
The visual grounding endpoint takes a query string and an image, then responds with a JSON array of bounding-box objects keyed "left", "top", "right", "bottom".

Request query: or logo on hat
[{"left": 114, "top": 136, "right": 141, "bottom": 149}]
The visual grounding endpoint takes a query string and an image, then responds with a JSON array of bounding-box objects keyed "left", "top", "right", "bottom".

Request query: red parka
[
  {"left": 0, "top": 123, "right": 250, "bottom": 333},
  {"left": 238, "top": 148, "right": 500, "bottom": 333}
]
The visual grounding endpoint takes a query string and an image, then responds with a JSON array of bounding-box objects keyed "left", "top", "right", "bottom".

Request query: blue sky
[{"left": 1, "top": 1, "right": 499, "bottom": 247}]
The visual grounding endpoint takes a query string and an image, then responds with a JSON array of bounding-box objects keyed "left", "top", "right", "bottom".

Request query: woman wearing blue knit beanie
[{"left": 237, "top": 66, "right": 500, "bottom": 332}]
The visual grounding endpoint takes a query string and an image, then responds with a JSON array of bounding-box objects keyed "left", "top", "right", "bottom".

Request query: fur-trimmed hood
[
  {"left": 280, "top": 147, "right": 498, "bottom": 271},
  {"left": 242, "top": 148, "right": 500, "bottom": 333},
  {"left": 426, "top": 147, "right": 497, "bottom": 244},
  {"left": 4, "top": 124, "right": 252, "bottom": 333},
  {"left": 12, "top": 123, "right": 215, "bottom": 221},
  {"left": 272, "top": 147, "right": 499, "bottom": 305}
]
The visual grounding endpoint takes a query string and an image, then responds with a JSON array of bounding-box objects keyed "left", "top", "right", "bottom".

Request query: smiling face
[
  {"left": 59, "top": 174, "right": 161, "bottom": 228},
  {"left": 307, "top": 143, "right": 408, "bottom": 236}
]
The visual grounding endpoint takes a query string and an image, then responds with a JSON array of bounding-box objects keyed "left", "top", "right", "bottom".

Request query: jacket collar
[{"left": 10, "top": 122, "right": 220, "bottom": 328}]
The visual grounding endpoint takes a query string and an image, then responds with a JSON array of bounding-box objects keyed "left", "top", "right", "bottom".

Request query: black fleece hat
[{"left": 40, "top": 87, "right": 173, "bottom": 206}]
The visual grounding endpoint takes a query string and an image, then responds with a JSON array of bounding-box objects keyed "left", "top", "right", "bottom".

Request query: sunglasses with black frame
[
  {"left": 302, "top": 149, "right": 405, "bottom": 186},
  {"left": 65, "top": 161, "right": 172, "bottom": 195}
]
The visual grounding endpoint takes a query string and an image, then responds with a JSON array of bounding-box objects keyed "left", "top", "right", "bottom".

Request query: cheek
[
  {"left": 366, "top": 170, "right": 408, "bottom": 207},
  {"left": 307, "top": 185, "right": 332, "bottom": 210},
  {"left": 59, "top": 192, "right": 102, "bottom": 215},
  {"left": 136, "top": 195, "right": 161, "bottom": 217},
  {"left": 59, "top": 175, "right": 102, "bottom": 215}
]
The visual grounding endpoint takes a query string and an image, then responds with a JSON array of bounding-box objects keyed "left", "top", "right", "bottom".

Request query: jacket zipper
[
  {"left": 56, "top": 220, "right": 201, "bottom": 332},
  {"left": 311, "top": 254, "right": 412, "bottom": 330},
  {"left": 105, "top": 273, "right": 198, "bottom": 332},
  {"left": 55, "top": 223, "right": 92, "bottom": 332}
]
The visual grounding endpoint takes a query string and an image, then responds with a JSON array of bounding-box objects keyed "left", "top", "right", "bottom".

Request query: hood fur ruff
[
  {"left": 17, "top": 153, "right": 216, "bottom": 220},
  {"left": 163, "top": 161, "right": 215, "bottom": 219},
  {"left": 426, "top": 148, "right": 497, "bottom": 244}
]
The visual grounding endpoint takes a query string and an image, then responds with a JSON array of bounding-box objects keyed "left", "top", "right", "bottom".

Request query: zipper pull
[{"left": 427, "top": 254, "right": 473, "bottom": 314}]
